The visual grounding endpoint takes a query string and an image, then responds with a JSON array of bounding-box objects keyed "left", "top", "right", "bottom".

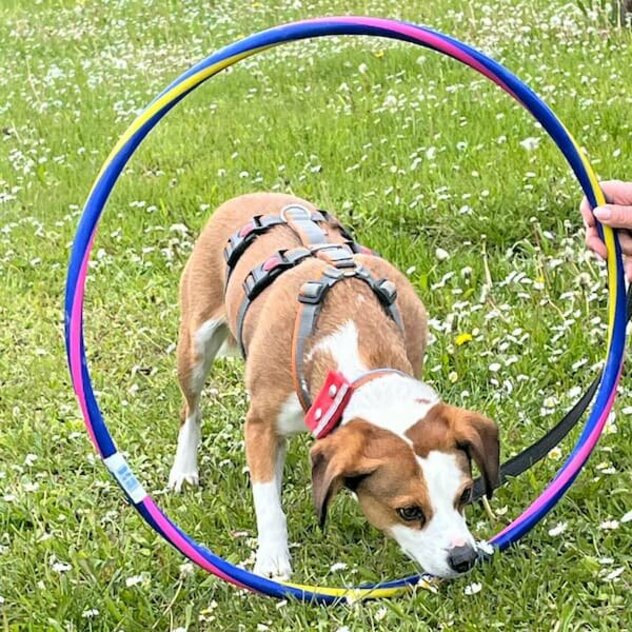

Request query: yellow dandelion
[{"left": 455, "top": 333, "right": 473, "bottom": 346}]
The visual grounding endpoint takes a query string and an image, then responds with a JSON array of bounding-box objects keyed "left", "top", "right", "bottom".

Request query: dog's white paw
[
  {"left": 254, "top": 542, "right": 292, "bottom": 580},
  {"left": 169, "top": 416, "right": 200, "bottom": 492},
  {"left": 168, "top": 466, "right": 199, "bottom": 492}
]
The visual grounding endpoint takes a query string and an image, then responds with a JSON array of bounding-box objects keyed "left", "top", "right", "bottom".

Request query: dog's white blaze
[
  {"left": 390, "top": 451, "right": 475, "bottom": 578},
  {"left": 168, "top": 412, "right": 201, "bottom": 492},
  {"left": 275, "top": 391, "right": 305, "bottom": 435},
  {"left": 252, "top": 481, "right": 292, "bottom": 579},
  {"left": 308, "top": 320, "right": 368, "bottom": 380}
]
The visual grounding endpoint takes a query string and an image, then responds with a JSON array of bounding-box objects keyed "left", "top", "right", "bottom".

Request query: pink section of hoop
[
  {"left": 69, "top": 232, "right": 99, "bottom": 452},
  {"left": 143, "top": 498, "right": 246, "bottom": 587},
  {"left": 301, "top": 16, "right": 520, "bottom": 100}
]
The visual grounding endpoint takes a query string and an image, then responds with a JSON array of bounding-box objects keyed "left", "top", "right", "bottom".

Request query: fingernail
[{"left": 594, "top": 206, "right": 611, "bottom": 220}]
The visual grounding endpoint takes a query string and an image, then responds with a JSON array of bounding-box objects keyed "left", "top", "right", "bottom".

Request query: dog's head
[{"left": 310, "top": 402, "right": 499, "bottom": 578}]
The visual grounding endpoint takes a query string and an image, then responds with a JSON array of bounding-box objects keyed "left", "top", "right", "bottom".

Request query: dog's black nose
[{"left": 447, "top": 545, "right": 478, "bottom": 573}]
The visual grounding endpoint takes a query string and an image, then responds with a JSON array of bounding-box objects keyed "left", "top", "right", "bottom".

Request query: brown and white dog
[{"left": 168, "top": 192, "right": 499, "bottom": 580}]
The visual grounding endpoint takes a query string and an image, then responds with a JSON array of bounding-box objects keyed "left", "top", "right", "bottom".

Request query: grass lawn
[{"left": 1, "top": 0, "right": 631, "bottom": 629}]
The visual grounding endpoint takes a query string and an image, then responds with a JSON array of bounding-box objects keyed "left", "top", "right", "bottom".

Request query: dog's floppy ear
[
  {"left": 452, "top": 410, "right": 500, "bottom": 499},
  {"left": 310, "top": 443, "right": 345, "bottom": 530},
  {"left": 310, "top": 425, "right": 379, "bottom": 529}
]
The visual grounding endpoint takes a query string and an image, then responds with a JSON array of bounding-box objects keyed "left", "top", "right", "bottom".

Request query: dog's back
[{"left": 181, "top": 193, "right": 349, "bottom": 334}]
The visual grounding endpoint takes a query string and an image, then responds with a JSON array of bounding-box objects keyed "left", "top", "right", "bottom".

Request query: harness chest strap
[{"left": 291, "top": 264, "right": 402, "bottom": 411}]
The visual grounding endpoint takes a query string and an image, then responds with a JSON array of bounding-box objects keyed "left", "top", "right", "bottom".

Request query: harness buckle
[
  {"left": 224, "top": 215, "right": 265, "bottom": 268},
  {"left": 311, "top": 244, "right": 356, "bottom": 269},
  {"left": 375, "top": 279, "right": 398, "bottom": 305},
  {"left": 243, "top": 257, "right": 281, "bottom": 299},
  {"left": 243, "top": 268, "right": 264, "bottom": 299},
  {"left": 223, "top": 234, "right": 241, "bottom": 267},
  {"left": 238, "top": 214, "right": 263, "bottom": 237},
  {"left": 299, "top": 280, "right": 326, "bottom": 304},
  {"left": 243, "top": 248, "right": 313, "bottom": 300}
]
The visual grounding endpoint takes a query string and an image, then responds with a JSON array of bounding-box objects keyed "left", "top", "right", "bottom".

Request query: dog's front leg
[{"left": 245, "top": 408, "right": 292, "bottom": 580}]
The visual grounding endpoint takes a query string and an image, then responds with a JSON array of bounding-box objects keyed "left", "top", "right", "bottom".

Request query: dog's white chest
[{"left": 276, "top": 392, "right": 305, "bottom": 435}]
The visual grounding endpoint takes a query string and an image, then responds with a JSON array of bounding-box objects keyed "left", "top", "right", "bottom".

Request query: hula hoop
[{"left": 64, "top": 17, "right": 626, "bottom": 603}]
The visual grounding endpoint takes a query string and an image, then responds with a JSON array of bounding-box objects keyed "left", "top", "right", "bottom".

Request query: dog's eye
[
  {"left": 458, "top": 486, "right": 473, "bottom": 507},
  {"left": 397, "top": 506, "right": 425, "bottom": 524}
]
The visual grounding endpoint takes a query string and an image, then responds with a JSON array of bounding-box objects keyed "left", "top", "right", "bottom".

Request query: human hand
[{"left": 580, "top": 179, "right": 632, "bottom": 280}]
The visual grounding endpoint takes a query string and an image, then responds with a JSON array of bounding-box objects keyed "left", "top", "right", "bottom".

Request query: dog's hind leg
[
  {"left": 168, "top": 312, "right": 230, "bottom": 491},
  {"left": 167, "top": 203, "right": 249, "bottom": 492},
  {"left": 169, "top": 243, "right": 236, "bottom": 492},
  {"left": 169, "top": 315, "right": 229, "bottom": 491}
]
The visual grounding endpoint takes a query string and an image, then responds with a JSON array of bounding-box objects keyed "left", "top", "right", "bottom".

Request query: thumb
[{"left": 593, "top": 204, "right": 632, "bottom": 229}]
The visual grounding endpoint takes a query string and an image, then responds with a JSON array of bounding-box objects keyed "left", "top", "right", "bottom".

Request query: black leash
[{"left": 470, "top": 284, "right": 632, "bottom": 503}]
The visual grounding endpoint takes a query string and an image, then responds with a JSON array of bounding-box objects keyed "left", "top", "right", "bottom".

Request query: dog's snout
[{"left": 447, "top": 544, "right": 478, "bottom": 574}]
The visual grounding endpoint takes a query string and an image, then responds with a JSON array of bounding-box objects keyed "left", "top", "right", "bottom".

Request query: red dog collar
[
  {"left": 304, "top": 371, "right": 353, "bottom": 439},
  {"left": 304, "top": 368, "right": 409, "bottom": 439}
]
